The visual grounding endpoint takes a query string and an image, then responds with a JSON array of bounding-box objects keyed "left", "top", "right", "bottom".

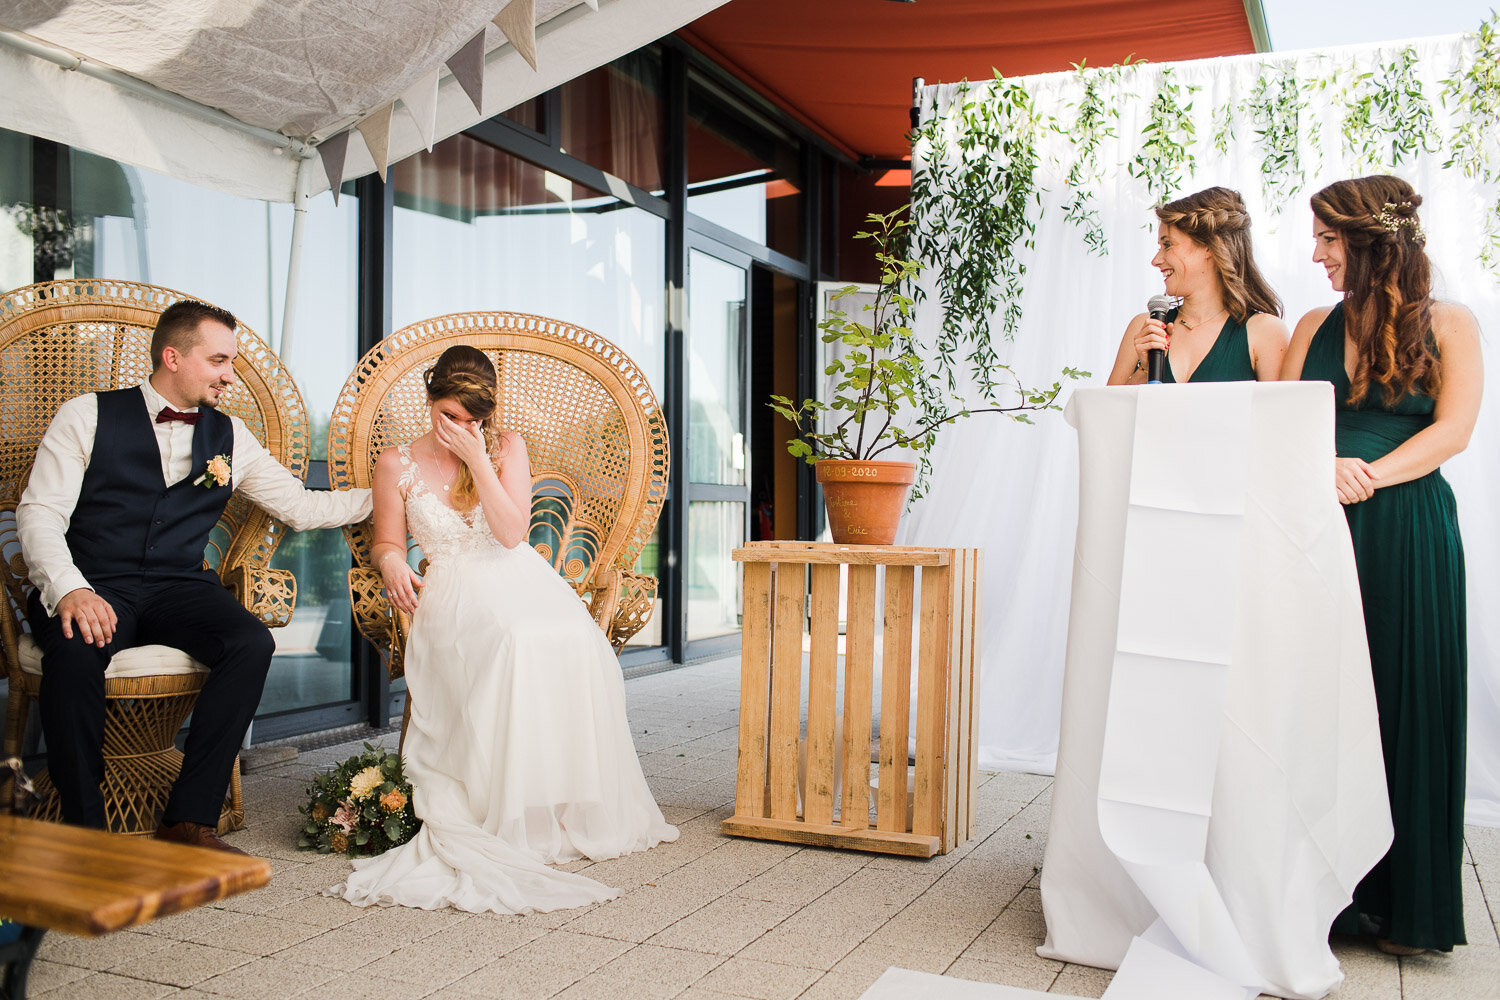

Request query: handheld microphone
[{"left": 1145, "top": 295, "right": 1175, "bottom": 384}]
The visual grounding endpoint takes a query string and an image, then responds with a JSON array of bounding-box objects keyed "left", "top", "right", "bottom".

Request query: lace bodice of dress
[{"left": 396, "top": 444, "right": 507, "bottom": 561}]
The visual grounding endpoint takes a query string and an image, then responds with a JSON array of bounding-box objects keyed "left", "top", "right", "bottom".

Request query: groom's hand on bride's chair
[{"left": 57, "top": 587, "right": 118, "bottom": 647}]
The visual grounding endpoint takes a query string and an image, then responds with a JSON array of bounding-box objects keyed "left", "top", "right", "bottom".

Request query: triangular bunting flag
[
  {"left": 316, "top": 131, "right": 351, "bottom": 204},
  {"left": 446, "top": 28, "right": 487, "bottom": 113},
  {"left": 400, "top": 68, "right": 440, "bottom": 152},
  {"left": 356, "top": 103, "right": 395, "bottom": 182},
  {"left": 494, "top": 0, "right": 538, "bottom": 71}
]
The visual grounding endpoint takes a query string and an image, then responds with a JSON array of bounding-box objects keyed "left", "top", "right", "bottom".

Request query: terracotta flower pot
[{"left": 816, "top": 460, "right": 917, "bottom": 545}]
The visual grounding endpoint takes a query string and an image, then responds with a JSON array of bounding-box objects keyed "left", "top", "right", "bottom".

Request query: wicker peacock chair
[
  {"left": 0, "top": 280, "right": 309, "bottom": 834},
  {"left": 326, "top": 312, "right": 668, "bottom": 746}
]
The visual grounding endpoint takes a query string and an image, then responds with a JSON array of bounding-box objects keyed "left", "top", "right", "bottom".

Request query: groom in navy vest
[{"left": 17, "top": 300, "right": 371, "bottom": 851}]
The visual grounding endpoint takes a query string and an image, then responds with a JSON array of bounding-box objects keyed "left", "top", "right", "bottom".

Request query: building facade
[{"left": 0, "top": 37, "right": 903, "bottom": 744}]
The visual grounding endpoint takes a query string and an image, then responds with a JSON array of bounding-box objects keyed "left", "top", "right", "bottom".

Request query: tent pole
[
  {"left": 279, "top": 157, "right": 313, "bottom": 361},
  {"left": 0, "top": 29, "right": 312, "bottom": 159}
]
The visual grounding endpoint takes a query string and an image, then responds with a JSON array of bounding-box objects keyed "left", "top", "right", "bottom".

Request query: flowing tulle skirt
[{"left": 329, "top": 544, "right": 677, "bottom": 913}]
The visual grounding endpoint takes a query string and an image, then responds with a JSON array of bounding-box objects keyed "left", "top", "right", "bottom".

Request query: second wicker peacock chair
[
  {"left": 326, "top": 312, "right": 669, "bottom": 747},
  {"left": 0, "top": 279, "right": 309, "bottom": 834}
]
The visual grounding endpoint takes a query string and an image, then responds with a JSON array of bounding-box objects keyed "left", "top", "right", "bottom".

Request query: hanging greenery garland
[
  {"left": 1338, "top": 45, "right": 1440, "bottom": 170},
  {"left": 1126, "top": 67, "right": 1199, "bottom": 203},
  {"left": 911, "top": 72, "right": 1042, "bottom": 396},
  {"left": 1245, "top": 62, "right": 1306, "bottom": 210},
  {"left": 1442, "top": 15, "right": 1500, "bottom": 178},
  {"left": 1441, "top": 16, "right": 1500, "bottom": 268},
  {"left": 907, "top": 75, "right": 1087, "bottom": 496},
  {"left": 1059, "top": 61, "right": 1120, "bottom": 255},
  {"left": 1211, "top": 99, "right": 1237, "bottom": 157},
  {"left": 908, "top": 13, "right": 1500, "bottom": 407}
]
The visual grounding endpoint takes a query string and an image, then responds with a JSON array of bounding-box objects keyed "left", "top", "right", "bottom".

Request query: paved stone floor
[{"left": 26, "top": 656, "right": 1500, "bottom": 1000}]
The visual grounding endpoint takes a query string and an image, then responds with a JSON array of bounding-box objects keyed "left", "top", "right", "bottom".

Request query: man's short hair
[{"left": 151, "top": 300, "right": 238, "bottom": 369}]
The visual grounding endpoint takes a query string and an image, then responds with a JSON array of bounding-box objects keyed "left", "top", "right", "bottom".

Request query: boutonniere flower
[{"left": 194, "top": 453, "right": 232, "bottom": 488}]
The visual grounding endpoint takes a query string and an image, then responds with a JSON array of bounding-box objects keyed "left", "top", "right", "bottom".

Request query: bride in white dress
[{"left": 329, "top": 345, "right": 678, "bottom": 913}]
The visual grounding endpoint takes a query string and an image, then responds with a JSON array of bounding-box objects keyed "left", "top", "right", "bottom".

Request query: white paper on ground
[
  {"left": 857, "top": 967, "right": 1088, "bottom": 1000},
  {"left": 1101, "top": 935, "right": 1258, "bottom": 1000}
]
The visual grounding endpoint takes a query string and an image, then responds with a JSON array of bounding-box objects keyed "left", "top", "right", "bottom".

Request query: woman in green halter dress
[
  {"left": 1107, "top": 186, "right": 1289, "bottom": 385},
  {"left": 1282, "top": 176, "right": 1483, "bottom": 955}
]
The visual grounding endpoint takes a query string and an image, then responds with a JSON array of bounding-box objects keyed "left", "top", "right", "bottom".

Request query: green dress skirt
[
  {"left": 1158, "top": 309, "right": 1257, "bottom": 382},
  {"left": 1302, "top": 302, "right": 1467, "bottom": 951}
]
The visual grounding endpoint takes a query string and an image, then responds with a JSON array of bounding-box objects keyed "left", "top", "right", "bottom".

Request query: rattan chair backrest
[
  {"left": 0, "top": 280, "right": 309, "bottom": 638},
  {"left": 326, "top": 312, "right": 668, "bottom": 590}
]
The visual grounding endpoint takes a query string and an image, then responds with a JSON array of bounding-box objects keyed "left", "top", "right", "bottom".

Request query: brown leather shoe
[
  {"left": 153, "top": 820, "right": 247, "bottom": 855},
  {"left": 1375, "top": 938, "right": 1426, "bottom": 956}
]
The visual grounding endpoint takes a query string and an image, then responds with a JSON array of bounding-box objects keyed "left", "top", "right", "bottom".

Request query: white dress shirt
[{"left": 17, "top": 380, "right": 372, "bottom": 615}]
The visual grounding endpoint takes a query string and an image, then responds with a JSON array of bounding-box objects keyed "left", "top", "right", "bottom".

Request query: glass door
[{"left": 685, "top": 244, "right": 751, "bottom": 648}]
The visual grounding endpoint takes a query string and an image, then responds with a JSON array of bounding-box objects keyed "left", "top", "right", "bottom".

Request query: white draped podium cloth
[{"left": 1038, "top": 383, "right": 1394, "bottom": 1000}]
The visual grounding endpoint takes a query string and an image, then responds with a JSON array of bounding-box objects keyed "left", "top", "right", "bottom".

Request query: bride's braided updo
[
  {"left": 1154, "top": 187, "right": 1282, "bottom": 323},
  {"left": 425, "top": 345, "right": 499, "bottom": 510}
]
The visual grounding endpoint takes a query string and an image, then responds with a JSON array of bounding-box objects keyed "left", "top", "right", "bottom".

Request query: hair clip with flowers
[{"left": 1374, "top": 201, "right": 1426, "bottom": 246}]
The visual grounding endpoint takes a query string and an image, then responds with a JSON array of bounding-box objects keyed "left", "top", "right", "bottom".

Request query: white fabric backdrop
[{"left": 901, "top": 32, "right": 1500, "bottom": 825}]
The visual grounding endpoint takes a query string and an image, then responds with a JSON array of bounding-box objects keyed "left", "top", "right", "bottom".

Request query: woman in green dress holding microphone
[
  {"left": 1107, "top": 186, "right": 1289, "bottom": 385},
  {"left": 1281, "top": 175, "right": 1483, "bottom": 955}
]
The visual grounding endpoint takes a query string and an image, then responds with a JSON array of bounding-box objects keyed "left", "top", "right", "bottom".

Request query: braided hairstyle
[
  {"left": 424, "top": 345, "right": 499, "bottom": 510},
  {"left": 1310, "top": 175, "right": 1438, "bottom": 407},
  {"left": 1154, "top": 187, "right": 1283, "bottom": 323}
]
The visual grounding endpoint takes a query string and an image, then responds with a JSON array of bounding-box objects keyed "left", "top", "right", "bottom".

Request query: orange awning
[{"left": 681, "top": 0, "right": 1260, "bottom": 159}]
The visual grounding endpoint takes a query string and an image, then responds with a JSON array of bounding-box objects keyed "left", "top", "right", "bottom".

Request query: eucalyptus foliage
[
  {"left": 1060, "top": 61, "right": 1119, "bottom": 255},
  {"left": 904, "top": 74, "right": 1092, "bottom": 496},
  {"left": 1211, "top": 99, "right": 1237, "bottom": 157},
  {"left": 1245, "top": 63, "right": 1306, "bottom": 209},
  {"left": 1339, "top": 45, "right": 1440, "bottom": 170},
  {"left": 1442, "top": 15, "right": 1500, "bottom": 179},
  {"left": 1127, "top": 68, "right": 1199, "bottom": 202},
  {"left": 911, "top": 74, "right": 1044, "bottom": 397},
  {"left": 1442, "top": 16, "right": 1500, "bottom": 269}
]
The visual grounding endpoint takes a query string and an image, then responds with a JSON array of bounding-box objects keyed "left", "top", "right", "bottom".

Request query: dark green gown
[
  {"left": 1303, "top": 303, "right": 1467, "bottom": 952},
  {"left": 1159, "top": 309, "right": 1258, "bottom": 382}
]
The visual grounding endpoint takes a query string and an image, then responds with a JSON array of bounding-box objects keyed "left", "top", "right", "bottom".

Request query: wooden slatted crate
[{"left": 723, "top": 542, "right": 982, "bottom": 856}]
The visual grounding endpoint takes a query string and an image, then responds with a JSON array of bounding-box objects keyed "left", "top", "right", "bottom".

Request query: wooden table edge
[{"left": 0, "top": 815, "right": 273, "bottom": 937}]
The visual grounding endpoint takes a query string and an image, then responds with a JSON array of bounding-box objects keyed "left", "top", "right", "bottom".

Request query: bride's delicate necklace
[
  {"left": 1177, "top": 307, "right": 1227, "bottom": 331},
  {"left": 422, "top": 439, "right": 460, "bottom": 492}
]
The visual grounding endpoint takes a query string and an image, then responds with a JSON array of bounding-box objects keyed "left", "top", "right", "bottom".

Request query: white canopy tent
[
  {"left": 0, "top": 0, "right": 727, "bottom": 201},
  {"left": 0, "top": 0, "right": 728, "bottom": 348}
]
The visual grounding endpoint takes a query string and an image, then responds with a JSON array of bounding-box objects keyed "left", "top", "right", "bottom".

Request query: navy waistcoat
[{"left": 65, "top": 387, "right": 234, "bottom": 590}]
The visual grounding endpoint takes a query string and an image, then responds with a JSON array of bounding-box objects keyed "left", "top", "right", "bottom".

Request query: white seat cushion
[{"left": 18, "top": 633, "right": 208, "bottom": 678}]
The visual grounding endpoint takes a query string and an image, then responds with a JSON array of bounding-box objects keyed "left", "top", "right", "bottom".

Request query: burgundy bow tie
[{"left": 156, "top": 407, "right": 200, "bottom": 425}]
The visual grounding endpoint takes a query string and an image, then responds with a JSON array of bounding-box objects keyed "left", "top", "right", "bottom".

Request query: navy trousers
[{"left": 27, "top": 577, "right": 274, "bottom": 829}]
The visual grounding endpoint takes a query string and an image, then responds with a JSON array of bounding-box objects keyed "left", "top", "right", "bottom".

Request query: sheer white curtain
[{"left": 903, "top": 33, "right": 1500, "bottom": 825}]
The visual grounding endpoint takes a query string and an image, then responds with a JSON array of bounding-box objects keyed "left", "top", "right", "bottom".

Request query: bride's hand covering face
[{"left": 432, "top": 398, "right": 492, "bottom": 473}]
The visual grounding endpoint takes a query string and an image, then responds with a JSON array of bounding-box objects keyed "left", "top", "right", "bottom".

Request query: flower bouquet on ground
[{"left": 298, "top": 742, "right": 420, "bottom": 856}]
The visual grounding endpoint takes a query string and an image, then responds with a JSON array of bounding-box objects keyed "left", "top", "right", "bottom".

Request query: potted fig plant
[{"left": 770, "top": 206, "right": 1083, "bottom": 544}]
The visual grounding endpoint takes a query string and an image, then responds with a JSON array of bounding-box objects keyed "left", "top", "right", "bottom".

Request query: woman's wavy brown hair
[
  {"left": 425, "top": 345, "right": 498, "bottom": 510},
  {"left": 1310, "top": 175, "right": 1438, "bottom": 406},
  {"left": 1155, "top": 187, "right": 1283, "bottom": 323}
]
